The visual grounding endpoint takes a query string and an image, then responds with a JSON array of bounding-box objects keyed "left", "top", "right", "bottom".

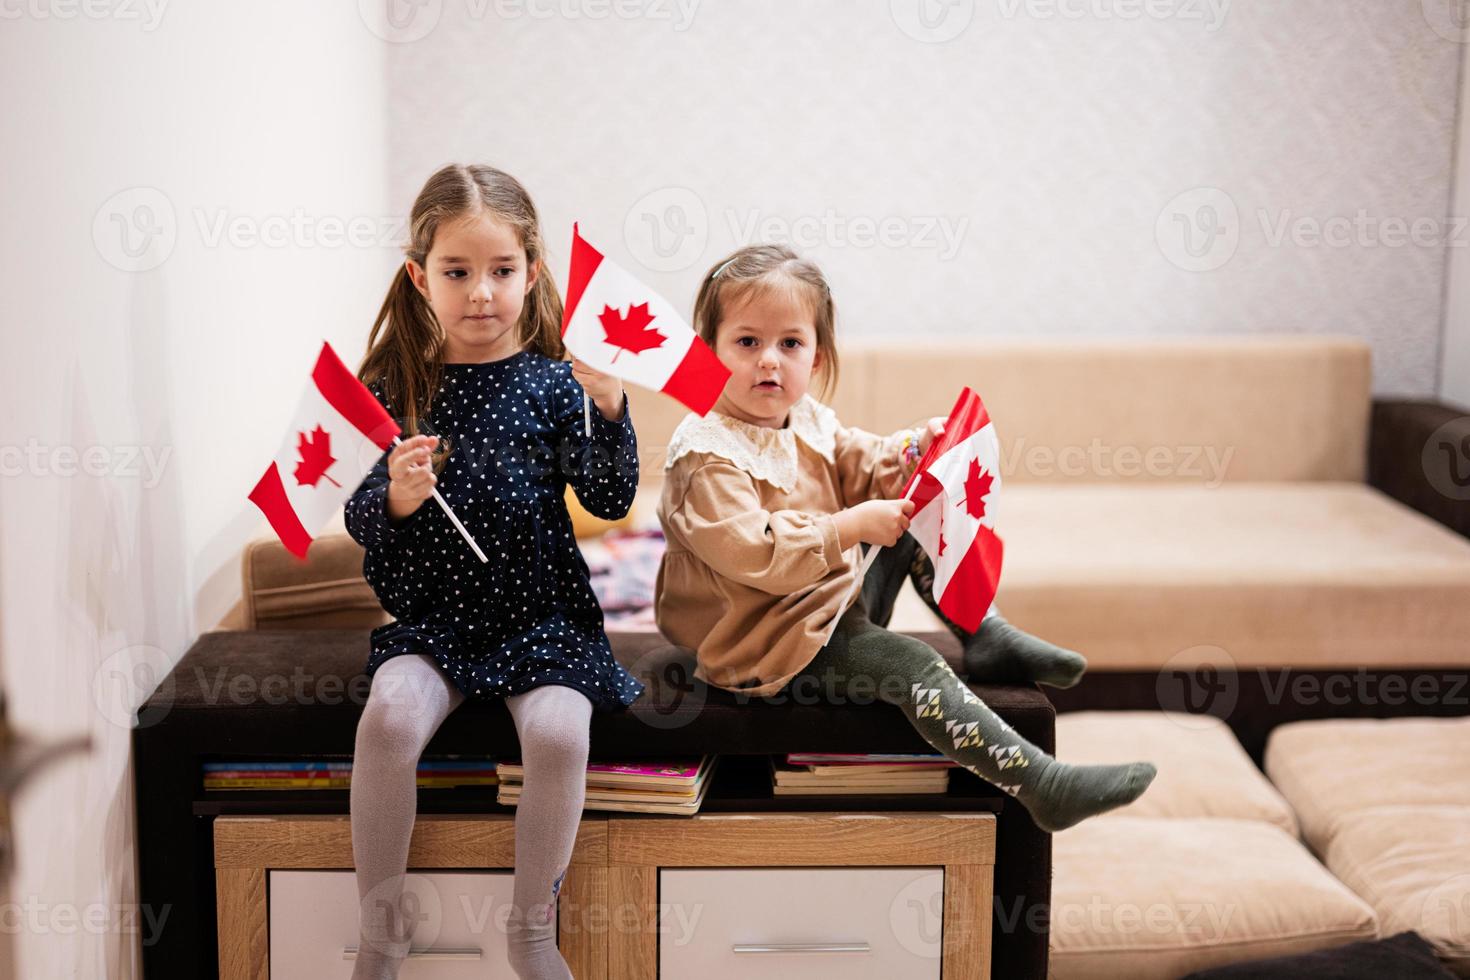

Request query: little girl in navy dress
[{"left": 344, "top": 163, "right": 643, "bottom": 980}]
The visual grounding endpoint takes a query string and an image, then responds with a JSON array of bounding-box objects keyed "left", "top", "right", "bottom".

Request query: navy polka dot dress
[{"left": 344, "top": 350, "right": 646, "bottom": 712}]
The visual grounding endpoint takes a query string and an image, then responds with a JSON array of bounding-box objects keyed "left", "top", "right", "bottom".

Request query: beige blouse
[{"left": 655, "top": 396, "right": 921, "bottom": 697}]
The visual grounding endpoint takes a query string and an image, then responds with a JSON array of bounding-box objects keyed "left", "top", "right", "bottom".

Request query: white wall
[
  {"left": 0, "top": 4, "right": 390, "bottom": 976},
  {"left": 385, "top": 0, "right": 1460, "bottom": 397},
  {"left": 1444, "top": 21, "right": 1470, "bottom": 410}
]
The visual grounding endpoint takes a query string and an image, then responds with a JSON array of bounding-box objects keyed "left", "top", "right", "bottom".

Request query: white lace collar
[{"left": 665, "top": 395, "right": 838, "bottom": 493}]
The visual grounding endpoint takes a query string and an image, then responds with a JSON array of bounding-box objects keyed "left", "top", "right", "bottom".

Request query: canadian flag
[
  {"left": 900, "top": 387, "right": 1005, "bottom": 633},
  {"left": 561, "top": 224, "right": 730, "bottom": 415},
  {"left": 248, "top": 342, "right": 400, "bottom": 559}
]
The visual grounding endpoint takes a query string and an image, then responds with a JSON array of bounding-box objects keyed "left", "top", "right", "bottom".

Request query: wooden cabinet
[{"left": 215, "top": 811, "right": 995, "bottom": 978}]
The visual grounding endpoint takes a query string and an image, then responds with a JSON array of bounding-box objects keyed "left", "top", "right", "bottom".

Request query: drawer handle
[
  {"left": 342, "top": 946, "right": 483, "bottom": 961},
  {"left": 732, "top": 942, "right": 871, "bottom": 954}
]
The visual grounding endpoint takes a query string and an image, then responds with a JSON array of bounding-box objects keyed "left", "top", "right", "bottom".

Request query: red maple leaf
[
  {"left": 938, "top": 533, "right": 948, "bottom": 557},
  {"left": 599, "top": 302, "right": 666, "bottom": 362},
  {"left": 293, "top": 424, "right": 341, "bottom": 488},
  {"left": 956, "top": 458, "right": 993, "bottom": 519}
]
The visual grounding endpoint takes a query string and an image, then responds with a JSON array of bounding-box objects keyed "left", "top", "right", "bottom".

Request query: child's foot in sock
[
  {"left": 964, "top": 616, "right": 1087, "bottom": 688},
  {"left": 1021, "top": 759, "right": 1157, "bottom": 832}
]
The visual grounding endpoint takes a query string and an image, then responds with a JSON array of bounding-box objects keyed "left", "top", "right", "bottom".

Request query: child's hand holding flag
[
  {"left": 561, "top": 224, "right": 730, "bottom": 432},
  {"left": 248, "top": 341, "right": 487, "bottom": 563}
]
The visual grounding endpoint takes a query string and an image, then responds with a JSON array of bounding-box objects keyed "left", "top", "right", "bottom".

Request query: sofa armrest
[{"left": 1368, "top": 398, "right": 1470, "bottom": 540}]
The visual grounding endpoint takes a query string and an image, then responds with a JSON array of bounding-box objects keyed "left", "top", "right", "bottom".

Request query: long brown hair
[
  {"left": 359, "top": 164, "right": 564, "bottom": 470},
  {"left": 691, "top": 244, "right": 839, "bottom": 399}
]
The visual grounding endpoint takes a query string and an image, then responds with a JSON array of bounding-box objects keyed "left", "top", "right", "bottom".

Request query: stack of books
[
  {"left": 770, "top": 752, "right": 956, "bottom": 796},
  {"left": 497, "top": 756, "right": 716, "bottom": 815},
  {"left": 201, "top": 758, "right": 498, "bottom": 790}
]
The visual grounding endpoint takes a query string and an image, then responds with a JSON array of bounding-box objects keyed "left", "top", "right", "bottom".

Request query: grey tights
[{"left": 348, "top": 654, "right": 591, "bottom": 980}]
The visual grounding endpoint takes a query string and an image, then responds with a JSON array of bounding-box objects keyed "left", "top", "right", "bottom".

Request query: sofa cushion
[
  {"left": 1321, "top": 807, "right": 1470, "bottom": 977},
  {"left": 1178, "top": 931, "right": 1458, "bottom": 980},
  {"left": 241, "top": 521, "right": 388, "bottom": 631},
  {"left": 1264, "top": 718, "right": 1470, "bottom": 850},
  {"left": 1049, "top": 816, "right": 1379, "bottom": 980},
  {"left": 632, "top": 337, "right": 1371, "bottom": 485},
  {"left": 856, "top": 337, "right": 1371, "bottom": 484},
  {"left": 1055, "top": 711, "right": 1297, "bottom": 834},
  {"left": 994, "top": 483, "right": 1470, "bottom": 669}
]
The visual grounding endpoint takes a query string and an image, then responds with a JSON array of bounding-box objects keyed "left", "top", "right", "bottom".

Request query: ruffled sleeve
[
  {"left": 665, "top": 458, "right": 846, "bottom": 595},
  {"left": 551, "top": 363, "right": 639, "bottom": 520}
]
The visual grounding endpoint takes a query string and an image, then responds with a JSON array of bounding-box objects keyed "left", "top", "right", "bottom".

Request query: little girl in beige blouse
[{"left": 655, "top": 244, "right": 1156, "bottom": 832}]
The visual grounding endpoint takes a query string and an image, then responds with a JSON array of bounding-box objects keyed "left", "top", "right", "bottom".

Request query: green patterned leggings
[{"left": 790, "top": 537, "right": 1157, "bottom": 831}]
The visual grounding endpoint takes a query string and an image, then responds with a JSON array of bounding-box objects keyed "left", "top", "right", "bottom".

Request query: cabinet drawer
[
  {"left": 269, "top": 870, "right": 531, "bottom": 978},
  {"left": 659, "top": 867, "right": 944, "bottom": 979}
]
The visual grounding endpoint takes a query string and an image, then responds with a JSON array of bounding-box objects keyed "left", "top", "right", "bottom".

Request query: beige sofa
[
  {"left": 1266, "top": 717, "right": 1470, "bottom": 976},
  {"left": 237, "top": 336, "right": 1470, "bottom": 678}
]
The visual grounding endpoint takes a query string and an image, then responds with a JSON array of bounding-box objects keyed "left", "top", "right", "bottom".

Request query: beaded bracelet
[{"left": 901, "top": 428, "right": 924, "bottom": 468}]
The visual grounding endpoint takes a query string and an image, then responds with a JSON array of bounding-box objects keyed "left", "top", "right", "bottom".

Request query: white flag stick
[
  {"left": 583, "top": 392, "right": 592, "bottom": 437},
  {"left": 391, "top": 435, "right": 489, "bottom": 564}
]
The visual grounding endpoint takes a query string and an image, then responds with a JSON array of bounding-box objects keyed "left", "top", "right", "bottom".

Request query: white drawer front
[
  {"left": 659, "top": 867, "right": 944, "bottom": 979},
  {"left": 269, "top": 870, "right": 533, "bottom": 978}
]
